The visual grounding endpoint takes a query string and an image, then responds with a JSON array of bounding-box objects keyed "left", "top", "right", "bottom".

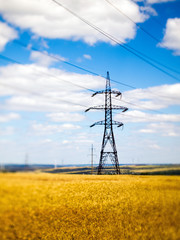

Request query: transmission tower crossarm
[
  {"left": 90, "top": 120, "right": 123, "bottom": 128},
  {"left": 92, "top": 90, "right": 105, "bottom": 97},
  {"left": 111, "top": 105, "right": 128, "bottom": 111},
  {"left": 110, "top": 90, "right": 122, "bottom": 97},
  {"left": 90, "top": 120, "right": 105, "bottom": 127},
  {"left": 92, "top": 90, "right": 122, "bottom": 98},
  {"left": 85, "top": 105, "right": 128, "bottom": 112},
  {"left": 85, "top": 105, "right": 105, "bottom": 112},
  {"left": 112, "top": 120, "right": 124, "bottom": 127}
]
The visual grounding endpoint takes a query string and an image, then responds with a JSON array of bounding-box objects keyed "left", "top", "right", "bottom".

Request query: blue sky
[{"left": 0, "top": 0, "right": 180, "bottom": 166}]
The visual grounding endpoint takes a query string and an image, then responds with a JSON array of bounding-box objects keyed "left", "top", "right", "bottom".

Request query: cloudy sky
[{"left": 0, "top": 0, "right": 180, "bottom": 166}]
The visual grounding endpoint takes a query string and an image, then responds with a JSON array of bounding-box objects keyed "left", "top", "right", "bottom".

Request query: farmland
[
  {"left": 0, "top": 173, "right": 179, "bottom": 239},
  {"left": 43, "top": 164, "right": 180, "bottom": 175}
]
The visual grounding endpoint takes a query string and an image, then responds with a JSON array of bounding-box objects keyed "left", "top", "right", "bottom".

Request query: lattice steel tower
[{"left": 85, "top": 72, "right": 128, "bottom": 174}]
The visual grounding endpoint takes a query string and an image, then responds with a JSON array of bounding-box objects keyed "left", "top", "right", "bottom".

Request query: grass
[{"left": 0, "top": 173, "right": 179, "bottom": 239}]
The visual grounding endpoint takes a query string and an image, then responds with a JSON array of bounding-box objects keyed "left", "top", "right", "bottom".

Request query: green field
[{"left": 0, "top": 173, "right": 179, "bottom": 239}]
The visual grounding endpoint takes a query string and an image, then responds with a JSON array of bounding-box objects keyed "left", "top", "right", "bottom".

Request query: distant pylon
[
  {"left": 24, "top": 153, "right": 29, "bottom": 170},
  {"left": 85, "top": 72, "right": 128, "bottom": 174},
  {"left": 25, "top": 153, "right": 28, "bottom": 166},
  {"left": 91, "top": 144, "right": 96, "bottom": 175}
]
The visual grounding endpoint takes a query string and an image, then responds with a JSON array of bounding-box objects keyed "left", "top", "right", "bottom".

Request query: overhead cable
[
  {"left": 14, "top": 40, "right": 135, "bottom": 90},
  {"left": 14, "top": 40, "right": 179, "bottom": 102},
  {"left": 51, "top": 0, "right": 180, "bottom": 82},
  {"left": 104, "top": 0, "right": 180, "bottom": 75},
  {"left": 0, "top": 55, "right": 88, "bottom": 109},
  {"left": 0, "top": 53, "right": 175, "bottom": 116}
]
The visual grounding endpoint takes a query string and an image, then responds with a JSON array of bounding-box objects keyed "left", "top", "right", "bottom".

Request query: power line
[
  {"left": 0, "top": 54, "right": 95, "bottom": 93},
  {"left": 104, "top": 0, "right": 180, "bottom": 75},
  {"left": 0, "top": 53, "right": 177, "bottom": 116},
  {"left": 51, "top": 0, "right": 180, "bottom": 82},
  {"left": 120, "top": 113, "right": 159, "bottom": 123},
  {"left": 0, "top": 59, "right": 176, "bottom": 138},
  {"left": 105, "top": 0, "right": 160, "bottom": 43},
  {"left": 14, "top": 40, "right": 99, "bottom": 76},
  {"left": 14, "top": 40, "right": 135, "bottom": 90},
  {"left": 0, "top": 80, "right": 87, "bottom": 108},
  {"left": 121, "top": 111, "right": 180, "bottom": 124},
  {"left": 0, "top": 55, "right": 88, "bottom": 109},
  {"left": 50, "top": 0, "right": 180, "bottom": 102},
  {"left": 14, "top": 40, "right": 180, "bottom": 102},
  {"left": 112, "top": 97, "right": 163, "bottom": 114}
]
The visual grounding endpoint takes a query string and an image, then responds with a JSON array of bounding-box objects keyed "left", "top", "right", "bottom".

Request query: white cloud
[
  {"left": 41, "top": 138, "right": 53, "bottom": 143},
  {"left": 139, "top": 123, "right": 180, "bottom": 136},
  {"left": 31, "top": 122, "right": 80, "bottom": 135},
  {"left": 140, "top": 6, "right": 157, "bottom": 16},
  {"left": 77, "top": 54, "right": 92, "bottom": 63},
  {"left": 0, "top": 126, "right": 14, "bottom": 135},
  {"left": 0, "top": 21, "right": 18, "bottom": 51},
  {"left": 60, "top": 131, "right": 98, "bottom": 147},
  {"left": 41, "top": 39, "right": 49, "bottom": 49},
  {"left": 83, "top": 54, "right": 92, "bottom": 60},
  {"left": 74, "top": 138, "right": 93, "bottom": 144},
  {"left": 31, "top": 123, "right": 61, "bottom": 135},
  {"left": 140, "top": 128, "right": 155, "bottom": 133},
  {"left": 62, "top": 140, "right": 70, "bottom": 144},
  {"left": 1, "top": 62, "right": 180, "bottom": 143},
  {"left": 47, "top": 112, "right": 85, "bottom": 122},
  {"left": 0, "top": 63, "right": 104, "bottom": 112},
  {"left": 148, "top": 144, "right": 161, "bottom": 149},
  {"left": 0, "top": 0, "right": 148, "bottom": 45},
  {"left": 146, "top": 0, "right": 175, "bottom": 4},
  {"left": 30, "top": 51, "right": 65, "bottom": 67},
  {"left": 160, "top": 18, "right": 180, "bottom": 55},
  {"left": 0, "top": 113, "right": 20, "bottom": 122},
  {"left": 61, "top": 123, "right": 80, "bottom": 130},
  {"left": 61, "top": 135, "right": 94, "bottom": 147},
  {"left": 121, "top": 83, "right": 180, "bottom": 111},
  {"left": 115, "top": 110, "right": 180, "bottom": 123},
  {"left": 114, "top": 84, "right": 180, "bottom": 138}
]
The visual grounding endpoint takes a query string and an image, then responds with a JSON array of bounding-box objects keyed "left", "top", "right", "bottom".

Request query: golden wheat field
[{"left": 0, "top": 173, "right": 179, "bottom": 240}]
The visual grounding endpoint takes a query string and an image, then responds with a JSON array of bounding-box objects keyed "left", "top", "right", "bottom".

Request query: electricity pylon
[{"left": 85, "top": 72, "right": 128, "bottom": 174}]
